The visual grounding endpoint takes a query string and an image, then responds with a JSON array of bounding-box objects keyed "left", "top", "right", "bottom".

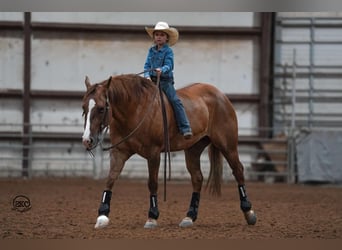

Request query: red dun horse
[{"left": 82, "top": 74, "right": 256, "bottom": 229}]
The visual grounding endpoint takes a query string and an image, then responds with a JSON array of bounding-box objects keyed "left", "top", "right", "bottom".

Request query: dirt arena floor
[{"left": 0, "top": 177, "right": 341, "bottom": 239}]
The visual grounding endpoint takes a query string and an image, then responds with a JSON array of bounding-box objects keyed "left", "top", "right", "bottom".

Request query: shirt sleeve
[
  {"left": 143, "top": 48, "right": 152, "bottom": 78},
  {"left": 161, "top": 48, "right": 174, "bottom": 74}
]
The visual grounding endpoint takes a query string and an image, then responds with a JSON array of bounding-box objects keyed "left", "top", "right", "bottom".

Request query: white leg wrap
[
  {"left": 94, "top": 215, "right": 110, "bottom": 229},
  {"left": 144, "top": 218, "right": 158, "bottom": 229},
  {"left": 179, "top": 216, "right": 193, "bottom": 228}
]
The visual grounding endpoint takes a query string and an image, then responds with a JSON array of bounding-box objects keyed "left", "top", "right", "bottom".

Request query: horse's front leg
[
  {"left": 144, "top": 155, "right": 161, "bottom": 229},
  {"left": 94, "top": 150, "right": 130, "bottom": 229}
]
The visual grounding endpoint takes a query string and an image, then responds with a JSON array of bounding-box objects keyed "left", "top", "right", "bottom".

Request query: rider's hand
[{"left": 155, "top": 68, "right": 162, "bottom": 76}]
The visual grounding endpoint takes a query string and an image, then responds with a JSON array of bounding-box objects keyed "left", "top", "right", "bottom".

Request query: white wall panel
[
  {"left": 30, "top": 141, "right": 93, "bottom": 176},
  {"left": 277, "top": 43, "right": 310, "bottom": 66},
  {"left": 316, "top": 28, "right": 342, "bottom": 41},
  {"left": 30, "top": 31, "right": 258, "bottom": 134},
  {"left": 30, "top": 99, "right": 83, "bottom": 133},
  {"left": 0, "top": 12, "right": 23, "bottom": 21},
  {"left": 0, "top": 31, "right": 24, "bottom": 89},
  {"left": 31, "top": 32, "right": 258, "bottom": 96},
  {"left": 234, "top": 104, "right": 259, "bottom": 136},
  {"left": 314, "top": 44, "right": 342, "bottom": 65},
  {"left": 0, "top": 141, "right": 23, "bottom": 177},
  {"left": 175, "top": 37, "right": 259, "bottom": 94},
  {"left": 280, "top": 28, "right": 310, "bottom": 42},
  {"left": 0, "top": 99, "right": 22, "bottom": 128},
  {"left": 31, "top": 32, "right": 147, "bottom": 91}
]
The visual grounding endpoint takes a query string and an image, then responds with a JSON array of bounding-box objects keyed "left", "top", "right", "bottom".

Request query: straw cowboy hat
[{"left": 145, "top": 21, "right": 179, "bottom": 46}]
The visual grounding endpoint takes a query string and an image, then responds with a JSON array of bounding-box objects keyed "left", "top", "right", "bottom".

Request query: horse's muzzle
[{"left": 83, "top": 136, "right": 95, "bottom": 150}]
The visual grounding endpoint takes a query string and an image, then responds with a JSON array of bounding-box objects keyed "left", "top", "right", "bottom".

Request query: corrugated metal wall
[
  {"left": 0, "top": 12, "right": 272, "bottom": 179},
  {"left": 273, "top": 12, "right": 342, "bottom": 133}
]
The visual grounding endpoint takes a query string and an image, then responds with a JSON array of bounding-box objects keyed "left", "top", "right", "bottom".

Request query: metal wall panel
[
  {"left": 0, "top": 12, "right": 266, "bottom": 178},
  {"left": 234, "top": 103, "right": 259, "bottom": 135},
  {"left": 0, "top": 31, "right": 24, "bottom": 89},
  {"left": 314, "top": 44, "right": 342, "bottom": 65},
  {"left": 0, "top": 99, "right": 22, "bottom": 127},
  {"left": 0, "top": 141, "right": 23, "bottom": 177},
  {"left": 30, "top": 32, "right": 259, "bottom": 94},
  {"left": 31, "top": 12, "right": 259, "bottom": 27},
  {"left": 29, "top": 27, "right": 259, "bottom": 132},
  {"left": 30, "top": 99, "right": 83, "bottom": 133},
  {"left": 0, "top": 12, "right": 23, "bottom": 21},
  {"left": 31, "top": 32, "right": 147, "bottom": 91},
  {"left": 174, "top": 37, "right": 259, "bottom": 94},
  {"left": 274, "top": 12, "right": 342, "bottom": 131},
  {"left": 30, "top": 141, "right": 93, "bottom": 176},
  {"left": 277, "top": 12, "right": 342, "bottom": 18}
]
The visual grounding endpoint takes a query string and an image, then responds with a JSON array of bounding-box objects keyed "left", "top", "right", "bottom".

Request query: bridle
[{"left": 85, "top": 90, "right": 110, "bottom": 157}]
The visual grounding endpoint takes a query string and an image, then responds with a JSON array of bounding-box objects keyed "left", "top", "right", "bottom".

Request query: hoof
[
  {"left": 244, "top": 210, "right": 257, "bottom": 225},
  {"left": 179, "top": 217, "right": 193, "bottom": 228},
  {"left": 144, "top": 218, "right": 157, "bottom": 229},
  {"left": 94, "top": 215, "right": 109, "bottom": 229}
]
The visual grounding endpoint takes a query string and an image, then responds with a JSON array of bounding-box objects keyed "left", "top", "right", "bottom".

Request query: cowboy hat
[{"left": 145, "top": 21, "right": 179, "bottom": 46}]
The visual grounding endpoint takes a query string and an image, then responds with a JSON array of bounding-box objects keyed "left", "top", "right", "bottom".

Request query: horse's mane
[{"left": 108, "top": 74, "right": 156, "bottom": 105}]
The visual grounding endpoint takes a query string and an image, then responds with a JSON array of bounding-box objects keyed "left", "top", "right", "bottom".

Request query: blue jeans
[{"left": 159, "top": 79, "right": 192, "bottom": 134}]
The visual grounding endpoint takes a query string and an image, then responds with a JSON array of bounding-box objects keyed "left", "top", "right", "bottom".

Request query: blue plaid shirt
[{"left": 144, "top": 44, "right": 174, "bottom": 80}]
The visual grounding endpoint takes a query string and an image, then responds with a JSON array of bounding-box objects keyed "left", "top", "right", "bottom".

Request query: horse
[{"left": 81, "top": 74, "right": 256, "bottom": 229}]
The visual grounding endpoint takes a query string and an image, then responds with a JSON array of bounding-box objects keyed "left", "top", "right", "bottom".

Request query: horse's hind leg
[
  {"left": 223, "top": 148, "right": 257, "bottom": 225},
  {"left": 179, "top": 138, "right": 209, "bottom": 227}
]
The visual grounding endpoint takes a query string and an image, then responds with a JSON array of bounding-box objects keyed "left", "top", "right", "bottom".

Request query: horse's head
[{"left": 81, "top": 76, "right": 110, "bottom": 150}]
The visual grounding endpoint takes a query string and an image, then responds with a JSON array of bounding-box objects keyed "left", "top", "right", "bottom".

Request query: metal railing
[{"left": 0, "top": 123, "right": 295, "bottom": 183}]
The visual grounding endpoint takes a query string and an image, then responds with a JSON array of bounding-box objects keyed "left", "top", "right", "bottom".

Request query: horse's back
[
  {"left": 177, "top": 83, "right": 238, "bottom": 138},
  {"left": 178, "top": 83, "right": 227, "bottom": 99},
  {"left": 178, "top": 83, "right": 234, "bottom": 114}
]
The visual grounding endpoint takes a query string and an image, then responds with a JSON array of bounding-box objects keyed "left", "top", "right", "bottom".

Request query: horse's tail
[{"left": 206, "top": 144, "right": 223, "bottom": 196}]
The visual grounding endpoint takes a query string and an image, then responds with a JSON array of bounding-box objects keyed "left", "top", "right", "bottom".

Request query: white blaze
[{"left": 82, "top": 99, "right": 96, "bottom": 141}]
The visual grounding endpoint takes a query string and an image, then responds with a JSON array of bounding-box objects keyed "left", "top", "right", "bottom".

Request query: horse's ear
[
  {"left": 106, "top": 76, "right": 112, "bottom": 90},
  {"left": 85, "top": 76, "right": 91, "bottom": 90}
]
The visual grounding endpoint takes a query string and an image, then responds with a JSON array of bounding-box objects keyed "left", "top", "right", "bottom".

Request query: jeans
[{"left": 153, "top": 77, "right": 192, "bottom": 134}]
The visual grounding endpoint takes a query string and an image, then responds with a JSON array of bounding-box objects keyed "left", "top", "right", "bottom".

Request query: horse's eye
[{"left": 98, "top": 107, "right": 105, "bottom": 113}]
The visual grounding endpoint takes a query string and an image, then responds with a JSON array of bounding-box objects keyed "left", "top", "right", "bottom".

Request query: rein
[{"left": 158, "top": 76, "right": 172, "bottom": 201}]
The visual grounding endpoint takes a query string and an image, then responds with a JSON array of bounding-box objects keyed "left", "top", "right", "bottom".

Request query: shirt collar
[{"left": 153, "top": 44, "right": 169, "bottom": 52}]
